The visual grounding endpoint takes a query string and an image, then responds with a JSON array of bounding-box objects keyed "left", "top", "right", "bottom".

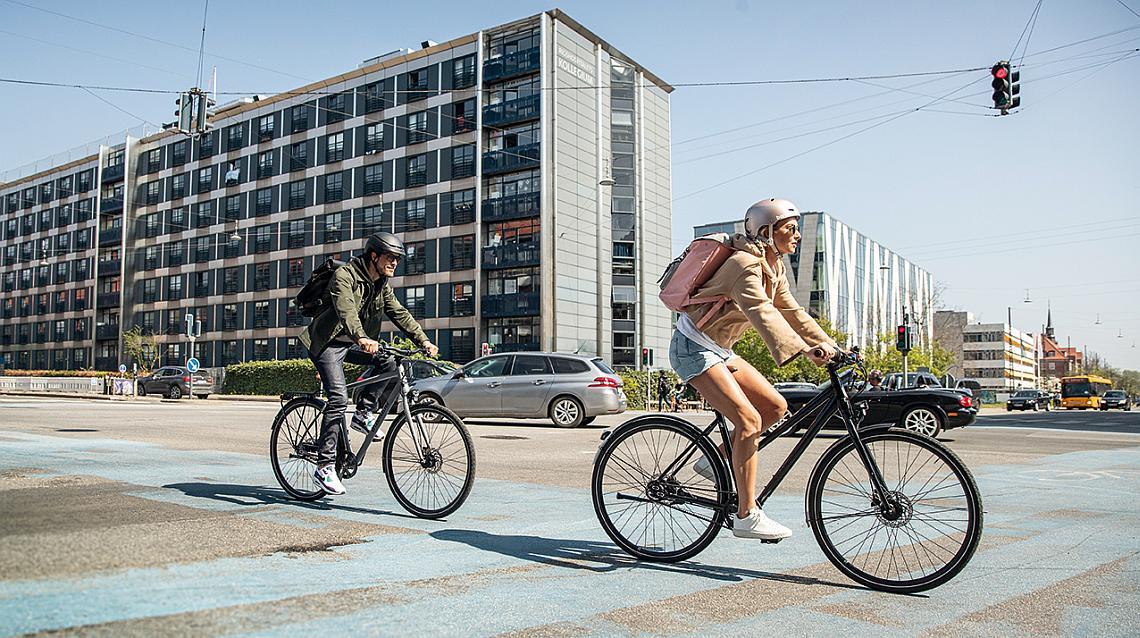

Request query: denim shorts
[{"left": 669, "top": 329, "right": 738, "bottom": 383}]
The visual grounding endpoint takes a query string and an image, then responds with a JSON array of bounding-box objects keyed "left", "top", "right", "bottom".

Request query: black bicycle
[
  {"left": 591, "top": 348, "right": 983, "bottom": 593},
  {"left": 270, "top": 343, "right": 475, "bottom": 519}
]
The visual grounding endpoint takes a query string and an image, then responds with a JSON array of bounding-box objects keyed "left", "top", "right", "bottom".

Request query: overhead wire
[{"left": 1114, "top": 0, "right": 1140, "bottom": 20}]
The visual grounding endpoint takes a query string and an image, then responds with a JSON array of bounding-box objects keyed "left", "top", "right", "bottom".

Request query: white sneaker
[
  {"left": 693, "top": 456, "right": 717, "bottom": 481},
  {"left": 350, "top": 411, "right": 383, "bottom": 442},
  {"left": 313, "top": 464, "right": 346, "bottom": 496},
  {"left": 732, "top": 507, "right": 792, "bottom": 540}
]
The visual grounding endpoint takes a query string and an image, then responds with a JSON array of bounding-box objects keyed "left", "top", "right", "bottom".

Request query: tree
[
  {"left": 122, "top": 326, "right": 158, "bottom": 372},
  {"left": 731, "top": 316, "right": 847, "bottom": 384},
  {"left": 860, "top": 332, "right": 955, "bottom": 378}
]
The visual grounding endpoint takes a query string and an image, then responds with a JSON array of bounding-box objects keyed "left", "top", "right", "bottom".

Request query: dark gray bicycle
[
  {"left": 270, "top": 343, "right": 475, "bottom": 519},
  {"left": 591, "top": 348, "right": 983, "bottom": 593}
]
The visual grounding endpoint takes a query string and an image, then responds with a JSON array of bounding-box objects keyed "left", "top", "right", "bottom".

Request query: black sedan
[
  {"left": 1101, "top": 390, "right": 1133, "bottom": 411},
  {"left": 136, "top": 366, "right": 214, "bottom": 399},
  {"left": 1006, "top": 389, "right": 1052, "bottom": 411},
  {"left": 777, "top": 382, "right": 976, "bottom": 438}
]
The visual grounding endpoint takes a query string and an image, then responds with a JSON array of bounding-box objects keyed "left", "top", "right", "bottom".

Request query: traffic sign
[
  {"left": 186, "top": 358, "right": 200, "bottom": 373},
  {"left": 118, "top": 364, "right": 127, "bottom": 374}
]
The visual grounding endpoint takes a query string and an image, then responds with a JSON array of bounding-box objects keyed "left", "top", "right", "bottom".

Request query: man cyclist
[{"left": 298, "top": 232, "right": 439, "bottom": 496}]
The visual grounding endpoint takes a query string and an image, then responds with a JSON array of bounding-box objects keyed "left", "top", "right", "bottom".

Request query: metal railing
[
  {"left": 481, "top": 291, "right": 540, "bottom": 318},
  {"left": 482, "top": 240, "right": 541, "bottom": 270},
  {"left": 482, "top": 94, "right": 540, "bottom": 127},
  {"left": 482, "top": 191, "right": 540, "bottom": 222},
  {"left": 483, "top": 47, "right": 540, "bottom": 83},
  {"left": 482, "top": 143, "right": 539, "bottom": 175}
]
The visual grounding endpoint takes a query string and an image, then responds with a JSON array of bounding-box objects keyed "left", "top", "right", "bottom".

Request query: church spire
[{"left": 1045, "top": 301, "right": 1054, "bottom": 340}]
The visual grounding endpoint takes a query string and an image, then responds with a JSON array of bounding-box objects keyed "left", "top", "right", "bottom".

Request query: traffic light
[
  {"left": 194, "top": 92, "right": 214, "bottom": 134},
  {"left": 991, "top": 61, "right": 1020, "bottom": 113},
  {"left": 896, "top": 324, "right": 913, "bottom": 353},
  {"left": 175, "top": 93, "right": 193, "bottom": 132},
  {"left": 641, "top": 347, "right": 652, "bottom": 367}
]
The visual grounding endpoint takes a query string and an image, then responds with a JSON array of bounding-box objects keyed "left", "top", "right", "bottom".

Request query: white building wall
[{"left": 639, "top": 80, "right": 673, "bottom": 365}]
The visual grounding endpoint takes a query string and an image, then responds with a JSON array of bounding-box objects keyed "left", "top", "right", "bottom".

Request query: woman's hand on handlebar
[{"left": 805, "top": 342, "right": 837, "bottom": 367}]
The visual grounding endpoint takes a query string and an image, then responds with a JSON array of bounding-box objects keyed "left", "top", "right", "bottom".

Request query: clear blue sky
[{"left": 2, "top": 0, "right": 1137, "bottom": 369}]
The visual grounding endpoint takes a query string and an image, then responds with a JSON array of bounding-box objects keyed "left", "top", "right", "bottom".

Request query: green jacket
[{"left": 298, "top": 256, "right": 428, "bottom": 357}]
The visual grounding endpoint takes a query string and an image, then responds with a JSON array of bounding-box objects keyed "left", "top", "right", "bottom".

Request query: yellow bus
[{"left": 1060, "top": 375, "right": 1113, "bottom": 409}]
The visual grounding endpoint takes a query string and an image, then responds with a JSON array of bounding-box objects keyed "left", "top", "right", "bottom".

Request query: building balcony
[
  {"left": 101, "top": 197, "right": 124, "bottom": 214},
  {"left": 482, "top": 143, "right": 540, "bottom": 176},
  {"left": 451, "top": 161, "right": 475, "bottom": 180},
  {"left": 482, "top": 94, "right": 540, "bottom": 127},
  {"left": 481, "top": 291, "right": 540, "bottom": 318},
  {"left": 406, "top": 172, "right": 428, "bottom": 188},
  {"left": 483, "top": 47, "right": 540, "bottom": 84},
  {"left": 491, "top": 341, "right": 541, "bottom": 353},
  {"left": 99, "top": 227, "right": 122, "bottom": 247},
  {"left": 96, "top": 292, "right": 120, "bottom": 308},
  {"left": 482, "top": 192, "right": 540, "bottom": 223},
  {"left": 101, "top": 164, "right": 124, "bottom": 183},
  {"left": 96, "top": 324, "right": 119, "bottom": 340},
  {"left": 97, "top": 259, "right": 120, "bottom": 277},
  {"left": 451, "top": 201, "right": 475, "bottom": 225},
  {"left": 482, "top": 240, "right": 540, "bottom": 270}
]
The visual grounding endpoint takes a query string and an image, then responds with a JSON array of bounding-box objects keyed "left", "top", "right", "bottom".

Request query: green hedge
[
  {"left": 221, "top": 358, "right": 367, "bottom": 396},
  {"left": 2, "top": 369, "right": 114, "bottom": 378},
  {"left": 617, "top": 369, "right": 681, "bottom": 411}
]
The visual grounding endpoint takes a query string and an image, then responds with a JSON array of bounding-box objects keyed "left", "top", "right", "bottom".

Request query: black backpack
[{"left": 293, "top": 258, "right": 345, "bottom": 317}]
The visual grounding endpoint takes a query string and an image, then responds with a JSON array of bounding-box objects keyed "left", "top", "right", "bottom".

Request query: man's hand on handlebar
[
  {"left": 421, "top": 340, "right": 440, "bottom": 358},
  {"left": 805, "top": 342, "right": 838, "bottom": 367},
  {"left": 357, "top": 337, "right": 380, "bottom": 354}
]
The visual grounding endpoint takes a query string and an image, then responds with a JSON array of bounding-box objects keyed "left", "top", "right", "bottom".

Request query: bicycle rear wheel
[
  {"left": 807, "top": 429, "right": 983, "bottom": 593},
  {"left": 270, "top": 397, "right": 327, "bottom": 501},
  {"left": 382, "top": 404, "right": 475, "bottom": 519},
  {"left": 592, "top": 420, "right": 730, "bottom": 562}
]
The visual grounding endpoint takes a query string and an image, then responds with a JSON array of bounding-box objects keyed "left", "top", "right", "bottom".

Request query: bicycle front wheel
[
  {"left": 592, "top": 420, "right": 730, "bottom": 562},
  {"left": 270, "top": 397, "right": 327, "bottom": 501},
  {"left": 807, "top": 429, "right": 983, "bottom": 593},
  {"left": 382, "top": 404, "right": 475, "bottom": 519}
]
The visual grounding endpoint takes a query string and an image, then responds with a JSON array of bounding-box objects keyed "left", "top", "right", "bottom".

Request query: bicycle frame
[
  {"left": 645, "top": 361, "right": 893, "bottom": 517},
  {"left": 334, "top": 356, "right": 430, "bottom": 474}
]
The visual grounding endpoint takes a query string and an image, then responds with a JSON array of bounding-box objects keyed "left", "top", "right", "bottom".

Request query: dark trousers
[{"left": 311, "top": 343, "right": 396, "bottom": 466}]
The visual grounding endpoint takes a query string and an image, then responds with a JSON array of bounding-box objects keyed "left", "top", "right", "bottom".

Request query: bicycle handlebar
[{"left": 375, "top": 343, "right": 428, "bottom": 359}]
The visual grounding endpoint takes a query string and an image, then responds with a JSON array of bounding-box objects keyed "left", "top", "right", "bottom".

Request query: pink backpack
[{"left": 658, "top": 233, "right": 737, "bottom": 330}]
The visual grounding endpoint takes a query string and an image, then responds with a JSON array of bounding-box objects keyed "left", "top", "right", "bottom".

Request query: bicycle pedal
[{"left": 759, "top": 537, "right": 784, "bottom": 544}]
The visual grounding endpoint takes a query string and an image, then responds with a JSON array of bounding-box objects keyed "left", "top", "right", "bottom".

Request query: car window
[
  {"left": 592, "top": 358, "right": 616, "bottom": 375},
  {"left": 465, "top": 356, "right": 509, "bottom": 378},
  {"left": 1105, "top": 391, "right": 1125, "bottom": 398},
  {"left": 552, "top": 358, "right": 590, "bottom": 374},
  {"left": 1014, "top": 390, "right": 1034, "bottom": 397},
  {"left": 157, "top": 368, "right": 175, "bottom": 377},
  {"left": 511, "top": 355, "right": 551, "bottom": 375}
]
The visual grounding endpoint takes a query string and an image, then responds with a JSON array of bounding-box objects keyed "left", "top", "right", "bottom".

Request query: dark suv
[
  {"left": 137, "top": 366, "right": 214, "bottom": 399},
  {"left": 1006, "top": 389, "right": 1052, "bottom": 411},
  {"left": 1101, "top": 390, "right": 1133, "bottom": 411}
]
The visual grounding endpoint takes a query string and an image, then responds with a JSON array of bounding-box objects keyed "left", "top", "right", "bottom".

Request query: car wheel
[
  {"left": 1032, "top": 403, "right": 1038, "bottom": 412},
  {"left": 549, "top": 396, "right": 586, "bottom": 428},
  {"left": 1044, "top": 403, "right": 1051, "bottom": 412},
  {"left": 1006, "top": 406, "right": 1012, "bottom": 412},
  {"left": 901, "top": 407, "right": 942, "bottom": 438},
  {"left": 168, "top": 385, "right": 183, "bottom": 400},
  {"left": 416, "top": 393, "right": 446, "bottom": 422},
  {"left": 137, "top": 384, "right": 146, "bottom": 397}
]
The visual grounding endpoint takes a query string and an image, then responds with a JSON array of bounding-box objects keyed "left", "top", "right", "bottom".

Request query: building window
[
  {"left": 143, "top": 246, "right": 159, "bottom": 270},
  {"left": 405, "top": 198, "right": 426, "bottom": 231},
  {"left": 288, "top": 180, "right": 307, "bottom": 209},
  {"left": 359, "top": 205, "right": 383, "bottom": 237},
  {"left": 254, "top": 225, "right": 271, "bottom": 253},
  {"left": 195, "top": 201, "right": 214, "bottom": 228},
  {"left": 192, "top": 237, "right": 210, "bottom": 264},
  {"left": 223, "top": 268, "right": 240, "bottom": 294},
  {"left": 172, "top": 140, "right": 188, "bottom": 165},
  {"left": 406, "top": 68, "right": 429, "bottom": 102},
  {"left": 291, "top": 105, "right": 310, "bottom": 133},
  {"left": 226, "top": 124, "right": 244, "bottom": 150},
  {"left": 326, "top": 132, "right": 345, "bottom": 163},
  {"left": 253, "top": 300, "right": 271, "bottom": 328},
  {"left": 224, "top": 195, "right": 241, "bottom": 221},
  {"left": 145, "top": 149, "right": 162, "bottom": 173},
  {"left": 256, "top": 187, "right": 272, "bottom": 215},
  {"left": 406, "top": 154, "right": 428, "bottom": 187},
  {"left": 257, "top": 115, "right": 274, "bottom": 140},
  {"left": 167, "top": 275, "right": 183, "bottom": 300},
  {"left": 323, "top": 212, "right": 342, "bottom": 243},
  {"left": 404, "top": 241, "right": 426, "bottom": 275},
  {"left": 407, "top": 111, "right": 430, "bottom": 144},
  {"left": 451, "top": 144, "right": 475, "bottom": 179},
  {"left": 145, "top": 180, "right": 161, "bottom": 205},
  {"left": 221, "top": 339, "right": 239, "bottom": 364},
  {"left": 287, "top": 258, "right": 306, "bottom": 287},
  {"left": 223, "top": 232, "right": 242, "bottom": 259},
  {"left": 167, "top": 241, "right": 185, "bottom": 267},
  {"left": 253, "top": 338, "right": 270, "bottom": 361},
  {"left": 453, "top": 54, "right": 476, "bottom": 89},
  {"left": 451, "top": 282, "right": 474, "bottom": 316},
  {"left": 193, "top": 271, "right": 210, "bottom": 297},
  {"left": 171, "top": 173, "right": 187, "bottom": 199},
  {"left": 222, "top": 304, "right": 239, "bottom": 331},
  {"left": 404, "top": 286, "right": 426, "bottom": 318},
  {"left": 450, "top": 235, "right": 475, "bottom": 270},
  {"left": 257, "top": 151, "right": 274, "bottom": 179},
  {"left": 290, "top": 141, "right": 308, "bottom": 171},
  {"left": 285, "top": 337, "right": 304, "bottom": 357},
  {"left": 326, "top": 92, "right": 349, "bottom": 123},
  {"left": 364, "top": 81, "right": 385, "bottom": 113},
  {"left": 364, "top": 163, "right": 383, "bottom": 195},
  {"left": 254, "top": 263, "right": 272, "bottom": 291},
  {"left": 197, "top": 166, "right": 213, "bottom": 193},
  {"left": 324, "top": 173, "right": 343, "bottom": 202},
  {"left": 365, "top": 123, "right": 383, "bottom": 154},
  {"left": 453, "top": 99, "right": 476, "bottom": 134},
  {"left": 287, "top": 220, "right": 306, "bottom": 248},
  {"left": 199, "top": 133, "right": 215, "bottom": 157}
]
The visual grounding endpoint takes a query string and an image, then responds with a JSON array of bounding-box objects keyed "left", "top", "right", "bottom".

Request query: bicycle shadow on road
[
  {"left": 431, "top": 529, "right": 854, "bottom": 589},
  {"left": 162, "top": 481, "right": 421, "bottom": 520}
]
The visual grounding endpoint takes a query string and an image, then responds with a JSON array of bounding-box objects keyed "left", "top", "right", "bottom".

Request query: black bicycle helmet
[{"left": 364, "top": 232, "right": 405, "bottom": 257}]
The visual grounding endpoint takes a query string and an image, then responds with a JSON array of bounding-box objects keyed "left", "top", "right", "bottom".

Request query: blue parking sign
[{"left": 186, "top": 358, "right": 200, "bottom": 373}]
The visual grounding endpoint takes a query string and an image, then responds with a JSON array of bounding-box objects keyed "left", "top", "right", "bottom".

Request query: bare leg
[{"left": 688, "top": 363, "right": 764, "bottom": 518}]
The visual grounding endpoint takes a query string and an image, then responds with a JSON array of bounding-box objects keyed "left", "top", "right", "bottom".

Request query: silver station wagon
[{"left": 412, "top": 352, "right": 627, "bottom": 427}]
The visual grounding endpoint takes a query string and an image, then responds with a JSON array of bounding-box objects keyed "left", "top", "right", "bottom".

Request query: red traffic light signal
[{"left": 991, "top": 61, "right": 1019, "bottom": 113}]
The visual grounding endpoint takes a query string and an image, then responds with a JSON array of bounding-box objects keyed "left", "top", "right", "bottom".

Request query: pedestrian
[
  {"left": 669, "top": 198, "right": 838, "bottom": 540},
  {"left": 656, "top": 371, "right": 670, "bottom": 411}
]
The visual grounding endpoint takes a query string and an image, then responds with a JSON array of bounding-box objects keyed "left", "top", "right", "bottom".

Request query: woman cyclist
[{"left": 670, "top": 198, "right": 837, "bottom": 540}]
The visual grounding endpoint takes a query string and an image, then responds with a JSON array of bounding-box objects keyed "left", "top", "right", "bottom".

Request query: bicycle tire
[
  {"left": 592, "top": 419, "right": 730, "bottom": 562},
  {"left": 270, "top": 396, "right": 328, "bottom": 501},
  {"left": 382, "top": 404, "right": 475, "bottom": 519},
  {"left": 806, "top": 429, "right": 983, "bottom": 593}
]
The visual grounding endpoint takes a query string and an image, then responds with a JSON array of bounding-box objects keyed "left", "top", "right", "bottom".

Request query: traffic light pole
[{"left": 902, "top": 310, "right": 910, "bottom": 388}]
